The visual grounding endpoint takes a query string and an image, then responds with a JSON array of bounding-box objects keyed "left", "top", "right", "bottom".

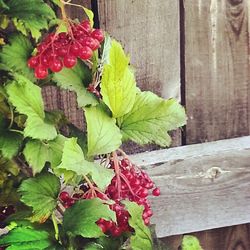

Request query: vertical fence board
[
  {"left": 98, "top": 0, "right": 182, "bottom": 148},
  {"left": 163, "top": 224, "right": 250, "bottom": 250},
  {"left": 185, "top": 0, "right": 250, "bottom": 144}
]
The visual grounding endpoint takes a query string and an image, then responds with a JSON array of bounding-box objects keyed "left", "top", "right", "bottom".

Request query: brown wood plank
[
  {"left": 129, "top": 136, "right": 250, "bottom": 237},
  {"left": 184, "top": 0, "right": 250, "bottom": 144},
  {"left": 98, "top": 0, "right": 182, "bottom": 148},
  {"left": 162, "top": 224, "right": 250, "bottom": 250}
]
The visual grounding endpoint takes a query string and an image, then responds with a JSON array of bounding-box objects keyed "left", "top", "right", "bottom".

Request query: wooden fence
[{"left": 43, "top": 0, "right": 250, "bottom": 249}]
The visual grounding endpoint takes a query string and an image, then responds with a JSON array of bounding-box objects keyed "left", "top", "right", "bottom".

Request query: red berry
[
  {"left": 27, "top": 56, "right": 39, "bottom": 68},
  {"left": 59, "top": 191, "right": 70, "bottom": 202},
  {"left": 37, "top": 43, "right": 47, "bottom": 53},
  {"left": 80, "top": 37, "right": 99, "bottom": 50},
  {"left": 40, "top": 55, "right": 50, "bottom": 67},
  {"left": 49, "top": 58, "right": 63, "bottom": 72},
  {"left": 63, "top": 55, "right": 77, "bottom": 68},
  {"left": 70, "top": 43, "right": 81, "bottom": 57},
  {"left": 91, "top": 29, "right": 105, "bottom": 42},
  {"left": 34, "top": 65, "right": 48, "bottom": 79},
  {"left": 57, "top": 46, "right": 68, "bottom": 57},
  {"left": 80, "top": 20, "right": 91, "bottom": 33},
  {"left": 79, "top": 46, "right": 93, "bottom": 60},
  {"left": 152, "top": 187, "right": 160, "bottom": 196}
]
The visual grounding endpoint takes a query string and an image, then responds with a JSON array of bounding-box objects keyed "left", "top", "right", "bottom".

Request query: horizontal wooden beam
[{"left": 130, "top": 136, "right": 250, "bottom": 238}]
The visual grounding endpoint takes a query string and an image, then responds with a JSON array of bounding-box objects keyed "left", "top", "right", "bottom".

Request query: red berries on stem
[
  {"left": 28, "top": 20, "right": 105, "bottom": 79},
  {"left": 57, "top": 154, "right": 160, "bottom": 238}
]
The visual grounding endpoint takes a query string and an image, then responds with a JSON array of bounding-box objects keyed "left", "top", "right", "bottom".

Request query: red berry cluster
[
  {"left": 58, "top": 158, "right": 160, "bottom": 238},
  {"left": 27, "top": 20, "right": 104, "bottom": 79},
  {"left": 97, "top": 202, "right": 131, "bottom": 237},
  {"left": 101, "top": 158, "right": 160, "bottom": 236}
]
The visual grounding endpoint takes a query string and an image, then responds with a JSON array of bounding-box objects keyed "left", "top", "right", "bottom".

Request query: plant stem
[
  {"left": 112, "top": 151, "right": 121, "bottom": 198},
  {"left": 59, "top": 0, "right": 68, "bottom": 20},
  {"left": 52, "top": 212, "right": 59, "bottom": 241}
]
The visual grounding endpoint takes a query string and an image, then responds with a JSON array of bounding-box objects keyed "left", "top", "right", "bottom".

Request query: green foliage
[
  {"left": 23, "top": 135, "right": 66, "bottom": 174},
  {"left": 53, "top": 61, "right": 98, "bottom": 107},
  {"left": 18, "top": 172, "right": 60, "bottom": 223},
  {"left": 0, "top": 158, "right": 20, "bottom": 205},
  {"left": 124, "top": 201, "right": 153, "bottom": 250},
  {"left": 101, "top": 40, "right": 136, "bottom": 118},
  {"left": 0, "top": 227, "right": 55, "bottom": 250},
  {"left": 0, "top": 34, "right": 34, "bottom": 80},
  {"left": 63, "top": 198, "right": 116, "bottom": 238},
  {"left": 57, "top": 138, "right": 114, "bottom": 190},
  {"left": 6, "top": 75, "right": 57, "bottom": 140},
  {"left": 0, "top": 131, "right": 23, "bottom": 159},
  {"left": 85, "top": 105, "right": 122, "bottom": 156},
  {"left": 182, "top": 235, "right": 203, "bottom": 250},
  {"left": 2, "top": 0, "right": 56, "bottom": 40},
  {"left": 118, "top": 91, "right": 187, "bottom": 147}
]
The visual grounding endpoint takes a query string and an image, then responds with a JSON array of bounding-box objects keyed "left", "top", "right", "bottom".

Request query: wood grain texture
[
  {"left": 163, "top": 223, "right": 250, "bottom": 250},
  {"left": 129, "top": 136, "right": 250, "bottom": 237},
  {"left": 98, "top": 0, "right": 182, "bottom": 148},
  {"left": 184, "top": 0, "right": 250, "bottom": 144}
]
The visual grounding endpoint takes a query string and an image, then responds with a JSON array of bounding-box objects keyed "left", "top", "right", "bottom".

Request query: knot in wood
[
  {"left": 228, "top": 0, "right": 243, "bottom": 6},
  {"left": 204, "top": 167, "right": 224, "bottom": 179}
]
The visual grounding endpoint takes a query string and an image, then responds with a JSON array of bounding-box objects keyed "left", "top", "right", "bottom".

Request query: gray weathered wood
[
  {"left": 129, "top": 136, "right": 250, "bottom": 237},
  {"left": 98, "top": 0, "right": 182, "bottom": 147},
  {"left": 184, "top": 0, "right": 250, "bottom": 144}
]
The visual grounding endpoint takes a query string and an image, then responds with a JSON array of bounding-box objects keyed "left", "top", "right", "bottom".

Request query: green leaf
[
  {"left": 23, "top": 135, "right": 66, "bottom": 174},
  {"left": 4, "top": 0, "right": 56, "bottom": 40},
  {"left": 53, "top": 61, "right": 98, "bottom": 107},
  {"left": 85, "top": 105, "right": 122, "bottom": 156},
  {"left": 0, "top": 131, "right": 23, "bottom": 159},
  {"left": 123, "top": 201, "right": 153, "bottom": 250},
  {"left": 182, "top": 235, "right": 203, "bottom": 250},
  {"left": 118, "top": 91, "right": 187, "bottom": 147},
  {"left": 0, "top": 0, "right": 9, "bottom": 11},
  {"left": 84, "top": 243, "right": 103, "bottom": 250},
  {"left": 100, "top": 34, "right": 112, "bottom": 66},
  {"left": 101, "top": 40, "right": 136, "bottom": 118},
  {"left": 18, "top": 172, "right": 60, "bottom": 223},
  {"left": 63, "top": 198, "right": 116, "bottom": 238},
  {"left": 57, "top": 138, "right": 114, "bottom": 190},
  {"left": 0, "top": 227, "right": 54, "bottom": 250},
  {"left": 0, "top": 14, "right": 9, "bottom": 29},
  {"left": 0, "top": 34, "right": 34, "bottom": 80},
  {"left": 6, "top": 75, "right": 57, "bottom": 140},
  {"left": 83, "top": 7, "right": 94, "bottom": 28}
]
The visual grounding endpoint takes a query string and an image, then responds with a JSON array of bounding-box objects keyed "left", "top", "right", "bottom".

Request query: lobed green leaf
[
  {"left": 57, "top": 138, "right": 114, "bottom": 190},
  {"left": 63, "top": 199, "right": 116, "bottom": 238},
  {"left": 118, "top": 91, "right": 187, "bottom": 147},
  {"left": 123, "top": 201, "right": 153, "bottom": 250},
  {"left": 0, "top": 227, "right": 54, "bottom": 250},
  {"left": 85, "top": 105, "right": 122, "bottom": 156},
  {"left": 0, "top": 34, "right": 34, "bottom": 80},
  {"left": 23, "top": 135, "right": 66, "bottom": 174},
  {"left": 101, "top": 39, "right": 137, "bottom": 118},
  {"left": 18, "top": 172, "right": 60, "bottom": 223},
  {"left": 6, "top": 75, "right": 57, "bottom": 140},
  {"left": 53, "top": 61, "right": 98, "bottom": 108}
]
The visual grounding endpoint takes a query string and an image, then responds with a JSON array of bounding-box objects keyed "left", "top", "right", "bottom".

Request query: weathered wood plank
[
  {"left": 98, "top": 0, "right": 182, "bottom": 148},
  {"left": 184, "top": 0, "right": 250, "bottom": 144},
  {"left": 163, "top": 223, "right": 250, "bottom": 250},
  {"left": 129, "top": 136, "right": 250, "bottom": 237}
]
